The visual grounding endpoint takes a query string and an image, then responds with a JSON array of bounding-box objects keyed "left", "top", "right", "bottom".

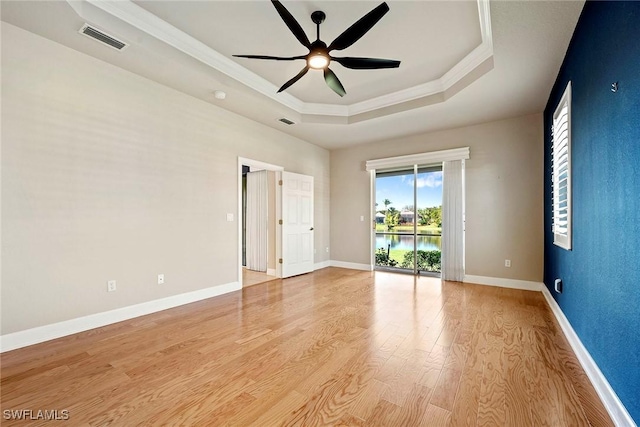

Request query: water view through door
[{"left": 375, "top": 166, "right": 442, "bottom": 274}]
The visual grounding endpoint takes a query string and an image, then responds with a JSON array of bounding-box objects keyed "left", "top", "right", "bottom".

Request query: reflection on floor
[{"left": 243, "top": 268, "right": 278, "bottom": 287}]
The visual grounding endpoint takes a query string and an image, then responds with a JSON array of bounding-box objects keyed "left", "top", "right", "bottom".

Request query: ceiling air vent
[
  {"left": 79, "top": 24, "right": 128, "bottom": 51},
  {"left": 278, "top": 118, "right": 295, "bottom": 126}
]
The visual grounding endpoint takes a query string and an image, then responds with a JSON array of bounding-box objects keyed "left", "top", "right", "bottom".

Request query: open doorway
[
  {"left": 238, "top": 158, "right": 284, "bottom": 287},
  {"left": 374, "top": 166, "right": 443, "bottom": 276}
]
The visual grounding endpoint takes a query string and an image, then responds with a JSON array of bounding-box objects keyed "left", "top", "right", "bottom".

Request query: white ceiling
[{"left": 0, "top": 0, "right": 584, "bottom": 150}]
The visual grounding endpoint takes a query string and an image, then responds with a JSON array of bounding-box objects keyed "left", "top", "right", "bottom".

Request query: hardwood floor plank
[
  {"left": 421, "top": 403, "right": 452, "bottom": 426},
  {"left": 0, "top": 268, "right": 612, "bottom": 426},
  {"left": 250, "top": 338, "right": 347, "bottom": 398},
  {"left": 394, "top": 383, "right": 433, "bottom": 426},
  {"left": 555, "top": 346, "right": 614, "bottom": 426},
  {"left": 381, "top": 352, "right": 428, "bottom": 406},
  {"left": 449, "top": 367, "right": 482, "bottom": 426},
  {"left": 503, "top": 300, "right": 533, "bottom": 426},
  {"left": 334, "top": 412, "right": 367, "bottom": 426},
  {"left": 204, "top": 392, "right": 257, "bottom": 426},
  {"left": 143, "top": 378, "right": 257, "bottom": 426},
  {"left": 477, "top": 331, "right": 506, "bottom": 426},
  {"left": 429, "top": 367, "right": 463, "bottom": 411},
  {"left": 374, "top": 354, "right": 406, "bottom": 384},
  {"left": 292, "top": 341, "right": 360, "bottom": 397},
  {"left": 1, "top": 352, "right": 91, "bottom": 388},
  {"left": 527, "top": 326, "right": 592, "bottom": 426},
  {"left": 444, "top": 342, "right": 467, "bottom": 372},
  {"left": 287, "top": 337, "right": 393, "bottom": 425},
  {"left": 425, "top": 344, "right": 450, "bottom": 366},
  {"left": 245, "top": 390, "right": 307, "bottom": 427},
  {"left": 417, "top": 361, "right": 442, "bottom": 389},
  {"left": 349, "top": 379, "right": 389, "bottom": 421},
  {"left": 366, "top": 399, "right": 403, "bottom": 426},
  {"left": 234, "top": 328, "right": 273, "bottom": 345}
]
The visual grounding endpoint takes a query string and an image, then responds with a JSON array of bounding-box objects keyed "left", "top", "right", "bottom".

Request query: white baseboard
[
  {"left": 541, "top": 287, "right": 635, "bottom": 427},
  {"left": 0, "top": 281, "right": 241, "bottom": 353},
  {"left": 463, "top": 274, "right": 544, "bottom": 291},
  {"left": 314, "top": 260, "right": 331, "bottom": 271},
  {"left": 330, "top": 260, "right": 373, "bottom": 271}
]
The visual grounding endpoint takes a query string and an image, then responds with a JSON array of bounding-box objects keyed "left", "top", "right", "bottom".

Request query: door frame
[
  {"left": 238, "top": 157, "right": 284, "bottom": 287},
  {"left": 366, "top": 148, "right": 469, "bottom": 276}
]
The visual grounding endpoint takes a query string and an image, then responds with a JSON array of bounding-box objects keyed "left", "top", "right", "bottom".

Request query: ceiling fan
[{"left": 234, "top": 0, "right": 400, "bottom": 97}]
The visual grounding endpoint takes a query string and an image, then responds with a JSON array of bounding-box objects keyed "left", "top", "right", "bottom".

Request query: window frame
[{"left": 552, "top": 81, "right": 572, "bottom": 250}]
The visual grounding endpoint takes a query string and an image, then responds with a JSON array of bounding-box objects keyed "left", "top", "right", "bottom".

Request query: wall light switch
[{"left": 226, "top": 213, "right": 234, "bottom": 222}]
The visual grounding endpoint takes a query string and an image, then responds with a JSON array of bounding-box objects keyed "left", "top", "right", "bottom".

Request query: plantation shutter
[{"left": 552, "top": 82, "right": 572, "bottom": 250}]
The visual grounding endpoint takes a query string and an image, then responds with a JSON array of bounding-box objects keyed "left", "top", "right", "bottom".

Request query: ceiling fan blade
[
  {"left": 332, "top": 57, "right": 400, "bottom": 70},
  {"left": 278, "top": 66, "right": 310, "bottom": 93},
  {"left": 324, "top": 68, "right": 346, "bottom": 97},
  {"left": 233, "top": 54, "right": 306, "bottom": 61},
  {"left": 328, "top": 2, "right": 389, "bottom": 52},
  {"left": 271, "top": 0, "right": 311, "bottom": 49}
]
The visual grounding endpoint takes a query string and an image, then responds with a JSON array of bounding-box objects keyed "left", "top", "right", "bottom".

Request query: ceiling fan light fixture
[
  {"left": 234, "top": 1, "right": 399, "bottom": 95},
  {"left": 307, "top": 53, "right": 329, "bottom": 69}
]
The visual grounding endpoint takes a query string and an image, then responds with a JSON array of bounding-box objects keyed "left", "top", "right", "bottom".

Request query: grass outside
[
  {"left": 375, "top": 224, "right": 441, "bottom": 234},
  {"left": 389, "top": 249, "right": 410, "bottom": 265}
]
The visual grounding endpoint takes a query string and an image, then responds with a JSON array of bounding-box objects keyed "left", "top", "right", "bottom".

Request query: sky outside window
[{"left": 376, "top": 171, "right": 443, "bottom": 210}]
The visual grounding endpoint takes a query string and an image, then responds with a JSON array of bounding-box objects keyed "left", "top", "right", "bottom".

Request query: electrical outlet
[
  {"left": 107, "top": 280, "right": 117, "bottom": 292},
  {"left": 158, "top": 274, "right": 164, "bottom": 285},
  {"left": 505, "top": 259, "right": 511, "bottom": 268},
  {"left": 325, "top": 247, "right": 329, "bottom": 253},
  {"left": 554, "top": 278, "right": 563, "bottom": 293}
]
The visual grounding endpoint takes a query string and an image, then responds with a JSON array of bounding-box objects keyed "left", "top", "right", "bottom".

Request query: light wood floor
[
  {"left": 243, "top": 268, "right": 278, "bottom": 288},
  {"left": 1, "top": 268, "right": 612, "bottom": 426}
]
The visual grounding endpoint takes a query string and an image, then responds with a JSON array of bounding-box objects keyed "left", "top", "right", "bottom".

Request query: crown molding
[
  {"left": 74, "top": 0, "right": 493, "bottom": 124},
  {"left": 300, "top": 102, "right": 349, "bottom": 117}
]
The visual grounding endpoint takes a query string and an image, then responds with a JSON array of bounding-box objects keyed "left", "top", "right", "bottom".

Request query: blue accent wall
[{"left": 544, "top": 1, "right": 640, "bottom": 423}]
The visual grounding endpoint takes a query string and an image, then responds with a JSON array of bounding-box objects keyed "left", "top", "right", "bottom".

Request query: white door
[{"left": 281, "top": 171, "right": 314, "bottom": 278}]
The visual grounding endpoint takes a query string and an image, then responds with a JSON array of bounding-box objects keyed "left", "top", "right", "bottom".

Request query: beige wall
[
  {"left": 1, "top": 24, "right": 330, "bottom": 334},
  {"left": 330, "top": 114, "right": 543, "bottom": 282}
]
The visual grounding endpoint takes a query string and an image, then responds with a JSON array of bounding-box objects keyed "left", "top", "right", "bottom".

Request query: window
[
  {"left": 374, "top": 166, "right": 443, "bottom": 275},
  {"left": 366, "top": 148, "right": 469, "bottom": 277},
  {"left": 552, "top": 81, "right": 572, "bottom": 250}
]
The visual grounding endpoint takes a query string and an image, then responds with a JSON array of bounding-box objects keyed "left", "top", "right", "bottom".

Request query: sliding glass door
[{"left": 374, "top": 165, "right": 442, "bottom": 275}]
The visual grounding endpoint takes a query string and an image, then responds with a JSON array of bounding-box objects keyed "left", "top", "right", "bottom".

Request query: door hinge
[
  {"left": 278, "top": 180, "right": 283, "bottom": 186},
  {"left": 279, "top": 258, "right": 283, "bottom": 264},
  {"left": 279, "top": 219, "right": 283, "bottom": 225}
]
